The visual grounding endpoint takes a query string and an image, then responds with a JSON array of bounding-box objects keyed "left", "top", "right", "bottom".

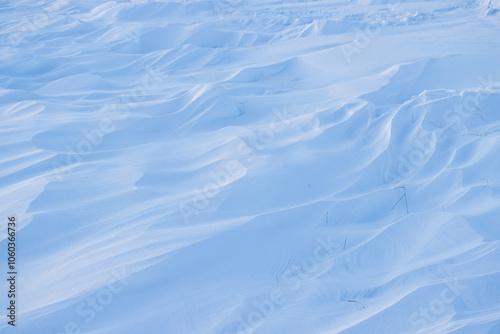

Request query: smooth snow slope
[{"left": 1, "top": 0, "right": 500, "bottom": 333}]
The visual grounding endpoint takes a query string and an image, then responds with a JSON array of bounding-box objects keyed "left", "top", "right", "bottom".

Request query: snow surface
[{"left": 1, "top": 0, "right": 500, "bottom": 333}]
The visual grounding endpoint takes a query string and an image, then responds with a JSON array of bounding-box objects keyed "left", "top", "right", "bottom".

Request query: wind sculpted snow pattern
[{"left": 1, "top": 0, "right": 500, "bottom": 333}]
